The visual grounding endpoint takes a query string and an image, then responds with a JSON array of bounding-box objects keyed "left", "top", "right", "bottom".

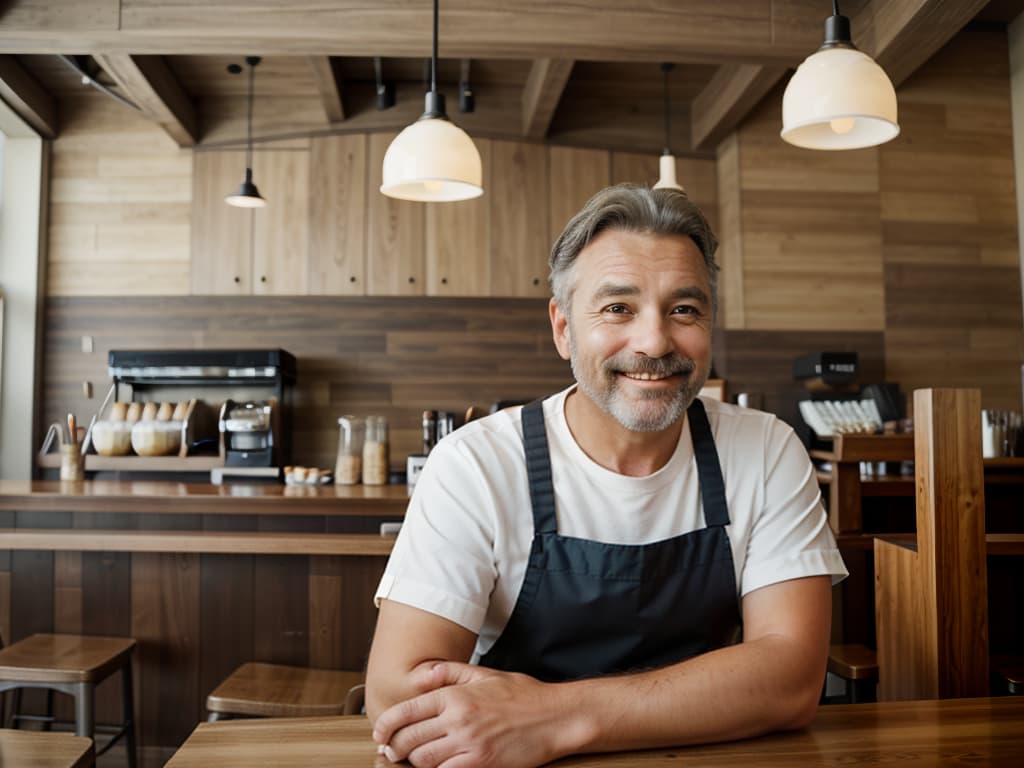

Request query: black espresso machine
[{"left": 107, "top": 348, "right": 296, "bottom": 466}]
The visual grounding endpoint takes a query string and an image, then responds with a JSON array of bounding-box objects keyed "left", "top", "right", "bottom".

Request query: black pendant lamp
[
  {"left": 652, "top": 63, "right": 684, "bottom": 192},
  {"left": 225, "top": 56, "right": 267, "bottom": 208}
]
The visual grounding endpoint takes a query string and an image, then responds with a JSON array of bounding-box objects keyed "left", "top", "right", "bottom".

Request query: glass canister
[
  {"left": 363, "top": 415, "right": 389, "bottom": 485},
  {"left": 335, "top": 415, "right": 365, "bottom": 485}
]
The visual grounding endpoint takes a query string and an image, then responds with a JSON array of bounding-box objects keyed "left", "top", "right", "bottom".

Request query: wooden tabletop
[
  {"left": 166, "top": 696, "right": 1024, "bottom": 767},
  {"left": 0, "top": 479, "right": 410, "bottom": 515},
  {"left": 0, "top": 729, "right": 94, "bottom": 768}
]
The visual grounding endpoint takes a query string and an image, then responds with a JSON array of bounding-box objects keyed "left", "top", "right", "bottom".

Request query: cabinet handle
[
  {"left": 350, "top": 276, "right": 357, "bottom": 283},
  {"left": 441, "top": 277, "right": 448, "bottom": 285},
  {"left": 533, "top": 278, "right": 540, "bottom": 286},
  {"left": 234, "top": 276, "right": 241, "bottom": 284},
  {"left": 260, "top": 275, "right": 267, "bottom": 283},
  {"left": 408, "top": 276, "right": 415, "bottom": 284}
]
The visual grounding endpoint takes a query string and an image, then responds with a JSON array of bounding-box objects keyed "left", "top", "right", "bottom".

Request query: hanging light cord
[
  {"left": 245, "top": 60, "right": 255, "bottom": 170},
  {"left": 661, "top": 63, "right": 673, "bottom": 155},
  {"left": 833, "top": 0, "right": 840, "bottom": 15},
  {"left": 431, "top": 0, "right": 439, "bottom": 95}
]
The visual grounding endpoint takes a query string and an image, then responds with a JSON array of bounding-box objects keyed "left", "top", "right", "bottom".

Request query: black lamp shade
[{"left": 225, "top": 167, "right": 266, "bottom": 208}]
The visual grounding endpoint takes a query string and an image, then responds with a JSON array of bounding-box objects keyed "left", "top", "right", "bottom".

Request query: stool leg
[
  {"left": 42, "top": 689, "right": 55, "bottom": 731},
  {"left": 73, "top": 682, "right": 94, "bottom": 739},
  {"left": 8, "top": 689, "right": 22, "bottom": 728},
  {"left": 122, "top": 662, "right": 138, "bottom": 768}
]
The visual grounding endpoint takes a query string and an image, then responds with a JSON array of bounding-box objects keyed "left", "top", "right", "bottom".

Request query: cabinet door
[
  {"left": 425, "top": 138, "right": 491, "bottom": 297},
  {"left": 191, "top": 150, "right": 252, "bottom": 294},
  {"left": 548, "top": 146, "right": 610, "bottom": 247},
  {"left": 490, "top": 140, "right": 550, "bottom": 298},
  {"left": 309, "top": 134, "right": 367, "bottom": 295},
  {"left": 611, "top": 151, "right": 659, "bottom": 187},
  {"left": 366, "top": 132, "right": 425, "bottom": 296},
  {"left": 252, "top": 143, "right": 311, "bottom": 295}
]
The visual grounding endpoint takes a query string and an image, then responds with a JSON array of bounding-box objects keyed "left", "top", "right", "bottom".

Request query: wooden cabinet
[
  {"left": 548, "top": 146, "right": 610, "bottom": 247},
  {"left": 190, "top": 142, "right": 310, "bottom": 295},
  {"left": 191, "top": 150, "right": 252, "bottom": 294},
  {"left": 309, "top": 135, "right": 367, "bottom": 295},
  {"left": 425, "top": 138, "right": 491, "bottom": 297},
  {"left": 366, "top": 132, "right": 425, "bottom": 296},
  {"left": 490, "top": 140, "right": 550, "bottom": 298}
]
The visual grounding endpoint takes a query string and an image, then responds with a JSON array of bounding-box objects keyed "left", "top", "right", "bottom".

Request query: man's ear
[{"left": 549, "top": 298, "right": 571, "bottom": 361}]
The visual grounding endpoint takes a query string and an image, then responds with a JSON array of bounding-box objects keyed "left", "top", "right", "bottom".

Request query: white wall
[{"left": 0, "top": 100, "right": 47, "bottom": 479}]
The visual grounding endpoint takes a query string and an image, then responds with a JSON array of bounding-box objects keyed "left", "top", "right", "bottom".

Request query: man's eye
[
  {"left": 604, "top": 304, "right": 630, "bottom": 314},
  {"left": 672, "top": 305, "right": 701, "bottom": 317}
]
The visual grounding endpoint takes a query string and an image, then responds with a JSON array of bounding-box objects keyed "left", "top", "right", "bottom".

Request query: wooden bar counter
[
  {"left": 166, "top": 697, "right": 1024, "bottom": 767},
  {"left": 0, "top": 479, "right": 408, "bottom": 764}
]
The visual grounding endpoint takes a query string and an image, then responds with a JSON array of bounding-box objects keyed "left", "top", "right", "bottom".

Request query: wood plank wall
[{"left": 721, "top": 26, "right": 1023, "bottom": 410}]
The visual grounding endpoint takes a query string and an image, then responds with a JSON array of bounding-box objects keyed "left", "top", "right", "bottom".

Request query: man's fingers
[
  {"left": 429, "top": 661, "right": 489, "bottom": 687},
  {"left": 372, "top": 688, "right": 442, "bottom": 746}
]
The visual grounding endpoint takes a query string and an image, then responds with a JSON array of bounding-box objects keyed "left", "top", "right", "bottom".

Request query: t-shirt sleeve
[
  {"left": 739, "top": 421, "right": 848, "bottom": 596},
  {"left": 373, "top": 437, "right": 498, "bottom": 634}
]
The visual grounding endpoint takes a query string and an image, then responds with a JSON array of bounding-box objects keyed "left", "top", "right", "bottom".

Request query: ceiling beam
[
  {"left": 93, "top": 53, "right": 197, "bottom": 146},
  {"left": 521, "top": 59, "right": 573, "bottom": 139},
  {"left": 690, "top": 64, "right": 786, "bottom": 151},
  {"left": 0, "top": 55, "right": 57, "bottom": 138},
  {"left": 308, "top": 55, "right": 345, "bottom": 124},
  {"left": 852, "top": 0, "right": 990, "bottom": 87},
  {"left": 0, "top": 0, "right": 823, "bottom": 64}
]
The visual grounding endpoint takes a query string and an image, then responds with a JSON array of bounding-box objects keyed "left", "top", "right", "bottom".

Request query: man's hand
[{"left": 372, "top": 662, "right": 581, "bottom": 768}]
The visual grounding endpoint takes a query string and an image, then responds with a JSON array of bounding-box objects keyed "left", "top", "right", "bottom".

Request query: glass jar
[
  {"left": 363, "top": 415, "right": 389, "bottom": 486},
  {"left": 335, "top": 415, "right": 365, "bottom": 485}
]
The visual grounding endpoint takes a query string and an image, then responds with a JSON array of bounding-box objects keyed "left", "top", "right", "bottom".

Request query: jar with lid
[
  {"left": 363, "top": 415, "right": 389, "bottom": 485},
  {"left": 335, "top": 416, "right": 365, "bottom": 485}
]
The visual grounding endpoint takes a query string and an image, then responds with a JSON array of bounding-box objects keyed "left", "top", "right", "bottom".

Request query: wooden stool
[
  {"left": 825, "top": 644, "right": 878, "bottom": 703},
  {"left": 0, "top": 728, "right": 94, "bottom": 768},
  {"left": 992, "top": 657, "right": 1023, "bottom": 695},
  {"left": 206, "top": 663, "right": 364, "bottom": 721},
  {"left": 0, "top": 634, "right": 136, "bottom": 767}
]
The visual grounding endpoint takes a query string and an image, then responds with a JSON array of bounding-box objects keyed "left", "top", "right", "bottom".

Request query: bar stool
[
  {"left": 0, "top": 728, "right": 94, "bottom": 768},
  {"left": 822, "top": 644, "right": 878, "bottom": 704},
  {"left": 0, "top": 633, "right": 137, "bottom": 767},
  {"left": 205, "top": 662, "right": 364, "bottom": 721}
]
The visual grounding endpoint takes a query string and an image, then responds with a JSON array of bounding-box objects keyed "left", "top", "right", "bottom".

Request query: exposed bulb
[{"left": 830, "top": 117, "right": 856, "bottom": 135}]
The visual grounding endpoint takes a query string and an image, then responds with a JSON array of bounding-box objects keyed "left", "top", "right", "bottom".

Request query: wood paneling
[
  {"left": 548, "top": 146, "right": 610, "bottom": 246},
  {"left": 190, "top": 149, "right": 251, "bottom": 294},
  {"left": 47, "top": 96, "right": 191, "bottom": 297},
  {"left": 425, "top": 139, "right": 492, "bottom": 297},
  {"left": 489, "top": 140, "right": 550, "bottom": 298},
  {"left": 308, "top": 134, "right": 367, "bottom": 295},
  {"left": 366, "top": 132, "right": 425, "bottom": 296}
]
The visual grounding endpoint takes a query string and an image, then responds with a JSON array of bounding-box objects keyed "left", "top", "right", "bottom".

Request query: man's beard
[{"left": 568, "top": 333, "right": 708, "bottom": 432}]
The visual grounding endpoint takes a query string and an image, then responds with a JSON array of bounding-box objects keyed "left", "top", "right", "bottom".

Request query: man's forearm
[{"left": 553, "top": 633, "right": 824, "bottom": 754}]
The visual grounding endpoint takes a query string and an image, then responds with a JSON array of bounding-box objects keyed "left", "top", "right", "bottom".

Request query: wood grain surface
[
  {"left": 165, "top": 698, "right": 1024, "bottom": 767},
  {"left": 0, "top": 729, "right": 94, "bottom": 768}
]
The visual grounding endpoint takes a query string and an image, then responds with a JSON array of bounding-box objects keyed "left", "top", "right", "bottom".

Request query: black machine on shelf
[{"left": 107, "top": 349, "right": 296, "bottom": 466}]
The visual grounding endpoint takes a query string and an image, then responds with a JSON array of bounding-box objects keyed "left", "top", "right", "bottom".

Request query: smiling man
[{"left": 366, "top": 185, "right": 848, "bottom": 768}]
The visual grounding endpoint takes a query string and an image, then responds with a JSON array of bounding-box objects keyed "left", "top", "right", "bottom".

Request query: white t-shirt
[{"left": 376, "top": 386, "right": 848, "bottom": 662}]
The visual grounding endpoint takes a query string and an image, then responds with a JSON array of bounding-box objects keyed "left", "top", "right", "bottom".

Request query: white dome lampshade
[
  {"left": 381, "top": 95, "right": 483, "bottom": 202},
  {"left": 653, "top": 153, "right": 685, "bottom": 192},
  {"left": 781, "top": 9, "right": 899, "bottom": 150}
]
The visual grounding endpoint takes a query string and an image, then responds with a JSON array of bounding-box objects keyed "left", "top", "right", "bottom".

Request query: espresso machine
[{"left": 219, "top": 400, "right": 278, "bottom": 466}]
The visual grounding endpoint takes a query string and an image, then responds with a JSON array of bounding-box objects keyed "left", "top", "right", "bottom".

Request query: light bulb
[{"left": 830, "top": 117, "right": 856, "bottom": 135}]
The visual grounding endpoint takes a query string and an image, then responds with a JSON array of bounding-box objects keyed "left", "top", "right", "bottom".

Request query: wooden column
[{"left": 875, "top": 388, "right": 989, "bottom": 700}]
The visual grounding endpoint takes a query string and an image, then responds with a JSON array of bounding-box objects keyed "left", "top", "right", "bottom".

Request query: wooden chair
[
  {"left": 205, "top": 663, "right": 364, "bottom": 721},
  {"left": 0, "top": 728, "right": 94, "bottom": 768},
  {"left": 0, "top": 633, "right": 137, "bottom": 767}
]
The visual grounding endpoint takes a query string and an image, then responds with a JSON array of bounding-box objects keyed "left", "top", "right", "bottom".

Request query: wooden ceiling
[{"left": 0, "top": 0, "right": 1019, "bottom": 154}]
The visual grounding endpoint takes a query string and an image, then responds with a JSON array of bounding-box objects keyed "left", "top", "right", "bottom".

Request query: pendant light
[
  {"left": 652, "top": 62, "right": 684, "bottom": 192},
  {"left": 380, "top": 0, "right": 482, "bottom": 202},
  {"left": 225, "top": 56, "right": 266, "bottom": 208},
  {"left": 781, "top": 0, "right": 899, "bottom": 150}
]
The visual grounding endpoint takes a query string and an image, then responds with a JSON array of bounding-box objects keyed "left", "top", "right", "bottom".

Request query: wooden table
[
  {"left": 166, "top": 697, "right": 1024, "bottom": 767},
  {"left": 0, "top": 729, "right": 94, "bottom": 768}
]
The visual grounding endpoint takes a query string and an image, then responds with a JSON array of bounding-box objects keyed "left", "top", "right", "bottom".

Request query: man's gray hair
[{"left": 549, "top": 184, "right": 719, "bottom": 316}]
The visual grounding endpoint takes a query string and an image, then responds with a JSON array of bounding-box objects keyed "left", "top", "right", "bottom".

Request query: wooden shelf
[
  {"left": 37, "top": 453, "right": 224, "bottom": 472},
  {"left": 0, "top": 528, "right": 396, "bottom": 556}
]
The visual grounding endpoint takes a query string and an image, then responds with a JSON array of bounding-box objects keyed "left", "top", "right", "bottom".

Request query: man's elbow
[{"left": 776, "top": 679, "right": 822, "bottom": 731}]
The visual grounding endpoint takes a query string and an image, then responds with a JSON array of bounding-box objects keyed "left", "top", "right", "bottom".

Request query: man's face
[{"left": 550, "top": 229, "right": 713, "bottom": 433}]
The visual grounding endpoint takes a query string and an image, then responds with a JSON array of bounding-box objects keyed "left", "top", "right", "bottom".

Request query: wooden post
[{"left": 875, "top": 388, "right": 989, "bottom": 700}]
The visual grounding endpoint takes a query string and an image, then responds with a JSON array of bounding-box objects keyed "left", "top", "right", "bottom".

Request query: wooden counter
[
  {"left": 0, "top": 479, "right": 405, "bottom": 762},
  {"left": 165, "top": 697, "right": 1024, "bottom": 767}
]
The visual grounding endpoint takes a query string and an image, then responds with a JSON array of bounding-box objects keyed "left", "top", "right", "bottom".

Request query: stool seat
[
  {"left": 206, "top": 663, "right": 364, "bottom": 719},
  {"left": 828, "top": 644, "right": 879, "bottom": 681},
  {"left": 0, "top": 728, "right": 94, "bottom": 768},
  {"left": 992, "top": 655, "right": 1023, "bottom": 695},
  {"left": 0, "top": 634, "right": 136, "bottom": 683}
]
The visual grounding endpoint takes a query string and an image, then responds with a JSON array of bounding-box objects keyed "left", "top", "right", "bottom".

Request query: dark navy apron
[{"left": 479, "top": 397, "right": 742, "bottom": 682}]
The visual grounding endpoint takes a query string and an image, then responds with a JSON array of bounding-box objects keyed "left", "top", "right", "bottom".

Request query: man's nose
[{"left": 630, "top": 312, "right": 673, "bottom": 358}]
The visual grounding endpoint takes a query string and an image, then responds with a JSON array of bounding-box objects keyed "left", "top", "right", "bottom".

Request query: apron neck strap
[
  {"left": 522, "top": 399, "right": 558, "bottom": 533},
  {"left": 686, "top": 398, "right": 730, "bottom": 528}
]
